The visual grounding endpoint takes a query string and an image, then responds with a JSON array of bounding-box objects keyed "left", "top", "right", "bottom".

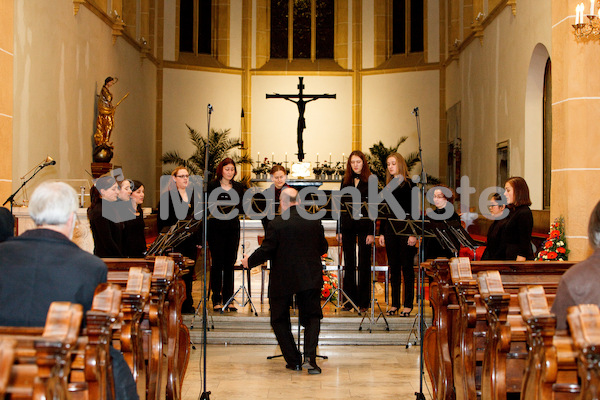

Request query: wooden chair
[{"left": 567, "top": 304, "right": 600, "bottom": 400}]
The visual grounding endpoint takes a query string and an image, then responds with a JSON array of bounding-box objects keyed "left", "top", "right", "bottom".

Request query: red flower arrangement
[{"left": 535, "top": 216, "right": 569, "bottom": 261}]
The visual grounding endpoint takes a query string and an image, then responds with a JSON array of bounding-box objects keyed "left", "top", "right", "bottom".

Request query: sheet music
[
  {"left": 525, "top": 286, "right": 549, "bottom": 315},
  {"left": 484, "top": 270, "right": 505, "bottom": 293}
]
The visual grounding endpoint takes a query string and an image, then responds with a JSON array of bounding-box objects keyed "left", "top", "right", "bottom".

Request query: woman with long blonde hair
[{"left": 378, "top": 153, "right": 417, "bottom": 316}]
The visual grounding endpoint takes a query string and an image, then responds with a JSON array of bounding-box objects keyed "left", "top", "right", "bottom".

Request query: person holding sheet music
[
  {"left": 157, "top": 166, "right": 199, "bottom": 314},
  {"left": 378, "top": 153, "right": 417, "bottom": 317},
  {"left": 337, "top": 150, "right": 375, "bottom": 313},
  {"left": 261, "top": 164, "right": 290, "bottom": 231},
  {"left": 207, "top": 158, "right": 246, "bottom": 312},
  {"left": 481, "top": 193, "right": 507, "bottom": 260},
  {"left": 501, "top": 176, "right": 534, "bottom": 260},
  {"left": 425, "top": 185, "right": 461, "bottom": 260}
]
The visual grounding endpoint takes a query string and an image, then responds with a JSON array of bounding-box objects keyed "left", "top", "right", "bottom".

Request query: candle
[
  {"left": 272, "top": 152, "right": 274, "bottom": 163},
  {"left": 316, "top": 153, "right": 319, "bottom": 163},
  {"left": 329, "top": 153, "right": 332, "bottom": 163},
  {"left": 285, "top": 152, "right": 287, "bottom": 162},
  {"left": 576, "top": 4, "right": 579, "bottom": 24},
  {"left": 591, "top": 0, "right": 594, "bottom": 16}
]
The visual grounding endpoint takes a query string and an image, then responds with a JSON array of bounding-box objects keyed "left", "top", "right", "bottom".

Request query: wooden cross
[{"left": 266, "top": 77, "right": 336, "bottom": 162}]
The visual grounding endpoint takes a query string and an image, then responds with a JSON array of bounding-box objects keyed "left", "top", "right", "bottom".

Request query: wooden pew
[
  {"left": 72, "top": 283, "right": 122, "bottom": 400},
  {"left": 424, "top": 258, "right": 575, "bottom": 400},
  {"left": 518, "top": 285, "right": 579, "bottom": 400},
  {"left": 567, "top": 304, "right": 600, "bottom": 400},
  {"left": 107, "top": 265, "right": 152, "bottom": 400},
  {"left": 0, "top": 302, "right": 83, "bottom": 400},
  {"left": 103, "top": 255, "right": 191, "bottom": 400}
]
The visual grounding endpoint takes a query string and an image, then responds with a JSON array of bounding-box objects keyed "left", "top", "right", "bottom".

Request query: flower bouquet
[
  {"left": 322, "top": 271, "right": 338, "bottom": 302},
  {"left": 535, "top": 216, "right": 569, "bottom": 261},
  {"left": 321, "top": 254, "right": 338, "bottom": 301}
]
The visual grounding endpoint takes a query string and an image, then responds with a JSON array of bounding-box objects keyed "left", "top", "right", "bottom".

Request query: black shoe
[
  {"left": 303, "top": 359, "right": 321, "bottom": 375},
  {"left": 285, "top": 363, "right": 302, "bottom": 371}
]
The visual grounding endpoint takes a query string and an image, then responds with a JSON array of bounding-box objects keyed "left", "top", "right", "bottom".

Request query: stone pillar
[
  {"left": 551, "top": 0, "right": 600, "bottom": 260},
  {"left": 0, "top": 0, "right": 13, "bottom": 205}
]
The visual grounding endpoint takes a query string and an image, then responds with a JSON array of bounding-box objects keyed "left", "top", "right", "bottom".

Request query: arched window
[
  {"left": 270, "top": 0, "right": 334, "bottom": 60},
  {"left": 543, "top": 59, "right": 552, "bottom": 209}
]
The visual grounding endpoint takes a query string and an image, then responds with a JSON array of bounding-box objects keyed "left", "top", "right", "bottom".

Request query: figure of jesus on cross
[{"left": 266, "top": 77, "right": 336, "bottom": 162}]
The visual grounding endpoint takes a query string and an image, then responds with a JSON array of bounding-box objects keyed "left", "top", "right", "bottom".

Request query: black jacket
[
  {"left": 501, "top": 204, "right": 534, "bottom": 260},
  {"left": 0, "top": 229, "right": 108, "bottom": 326},
  {"left": 248, "top": 206, "right": 328, "bottom": 298}
]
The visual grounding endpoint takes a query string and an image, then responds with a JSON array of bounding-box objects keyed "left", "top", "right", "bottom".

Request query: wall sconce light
[{"left": 573, "top": 1, "right": 600, "bottom": 39}]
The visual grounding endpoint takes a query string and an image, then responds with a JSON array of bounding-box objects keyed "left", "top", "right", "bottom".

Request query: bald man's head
[{"left": 280, "top": 188, "right": 298, "bottom": 211}]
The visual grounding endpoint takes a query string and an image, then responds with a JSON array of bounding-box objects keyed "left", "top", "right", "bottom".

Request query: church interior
[{"left": 2, "top": 0, "right": 600, "bottom": 399}]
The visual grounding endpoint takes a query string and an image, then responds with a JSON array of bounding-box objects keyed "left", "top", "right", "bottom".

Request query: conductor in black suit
[{"left": 242, "top": 188, "right": 328, "bottom": 374}]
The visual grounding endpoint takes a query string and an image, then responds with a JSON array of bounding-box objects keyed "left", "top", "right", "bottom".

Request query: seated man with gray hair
[{"left": 0, "top": 181, "right": 138, "bottom": 399}]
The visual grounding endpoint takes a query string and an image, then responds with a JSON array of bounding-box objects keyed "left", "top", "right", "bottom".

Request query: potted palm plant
[{"left": 161, "top": 125, "right": 252, "bottom": 182}]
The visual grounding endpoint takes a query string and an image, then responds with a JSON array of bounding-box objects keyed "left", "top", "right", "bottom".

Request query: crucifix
[{"left": 266, "top": 77, "right": 336, "bottom": 162}]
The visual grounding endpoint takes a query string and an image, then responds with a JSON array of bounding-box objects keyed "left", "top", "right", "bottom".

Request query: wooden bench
[
  {"left": 0, "top": 302, "right": 83, "bottom": 400},
  {"left": 424, "top": 258, "right": 575, "bottom": 400},
  {"left": 567, "top": 304, "right": 600, "bottom": 400},
  {"left": 103, "top": 255, "right": 191, "bottom": 400},
  {"left": 519, "top": 285, "right": 579, "bottom": 400}
]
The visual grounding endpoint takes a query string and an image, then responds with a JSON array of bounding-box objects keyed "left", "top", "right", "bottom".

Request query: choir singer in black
[{"left": 242, "top": 188, "right": 328, "bottom": 374}]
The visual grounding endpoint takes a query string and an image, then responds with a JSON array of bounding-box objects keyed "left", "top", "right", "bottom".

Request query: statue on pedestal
[{"left": 93, "top": 77, "right": 128, "bottom": 163}]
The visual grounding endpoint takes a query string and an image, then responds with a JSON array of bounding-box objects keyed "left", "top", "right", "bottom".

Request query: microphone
[
  {"left": 41, "top": 156, "right": 56, "bottom": 167},
  {"left": 412, "top": 107, "right": 419, "bottom": 116},
  {"left": 208, "top": 104, "right": 214, "bottom": 111}
]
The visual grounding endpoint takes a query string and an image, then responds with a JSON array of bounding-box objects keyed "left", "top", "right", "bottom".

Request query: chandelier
[{"left": 573, "top": 1, "right": 600, "bottom": 39}]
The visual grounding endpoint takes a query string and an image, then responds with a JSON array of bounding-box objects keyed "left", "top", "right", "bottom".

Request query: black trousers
[
  {"left": 384, "top": 234, "right": 417, "bottom": 309},
  {"left": 269, "top": 289, "right": 322, "bottom": 366},
  {"left": 341, "top": 229, "right": 372, "bottom": 309},
  {"left": 207, "top": 228, "right": 240, "bottom": 305}
]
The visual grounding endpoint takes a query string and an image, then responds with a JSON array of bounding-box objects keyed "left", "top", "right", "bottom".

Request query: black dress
[
  {"left": 260, "top": 183, "right": 290, "bottom": 232},
  {"left": 480, "top": 218, "right": 507, "bottom": 260},
  {"left": 500, "top": 204, "right": 534, "bottom": 260},
  {"left": 122, "top": 208, "right": 147, "bottom": 258},
  {"left": 157, "top": 188, "right": 201, "bottom": 312},
  {"left": 381, "top": 179, "right": 418, "bottom": 310},
  {"left": 339, "top": 178, "right": 372, "bottom": 309},
  {"left": 206, "top": 180, "right": 246, "bottom": 307},
  {"left": 88, "top": 199, "right": 124, "bottom": 258}
]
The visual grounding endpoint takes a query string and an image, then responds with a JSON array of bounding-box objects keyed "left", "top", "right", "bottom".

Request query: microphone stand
[
  {"left": 3, "top": 162, "right": 53, "bottom": 214},
  {"left": 413, "top": 106, "right": 429, "bottom": 400},
  {"left": 199, "top": 104, "right": 213, "bottom": 400}
]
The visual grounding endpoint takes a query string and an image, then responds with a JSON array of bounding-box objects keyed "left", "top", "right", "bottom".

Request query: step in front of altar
[{"left": 184, "top": 315, "right": 424, "bottom": 346}]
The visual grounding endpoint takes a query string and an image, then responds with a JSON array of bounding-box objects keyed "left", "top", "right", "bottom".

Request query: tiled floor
[
  {"left": 181, "top": 269, "right": 433, "bottom": 399},
  {"left": 181, "top": 345, "right": 431, "bottom": 400}
]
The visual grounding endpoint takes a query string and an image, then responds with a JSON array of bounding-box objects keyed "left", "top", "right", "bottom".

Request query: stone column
[
  {"left": 551, "top": 0, "right": 600, "bottom": 260},
  {"left": 0, "top": 0, "right": 13, "bottom": 205}
]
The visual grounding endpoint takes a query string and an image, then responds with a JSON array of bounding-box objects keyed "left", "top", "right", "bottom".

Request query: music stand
[
  {"left": 314, "top": 192, "right": 360, "bottom": 313},
  {"left": 216, "top": 204, "right": 258, "bottom": 316},
  {"left": 444, "top": 220, "right": 484, "bottom": 260},
  {"left": 388, "top": 218, "right": 436, "bottom": 346},
  {"left": 428, "top": 220, "right": 461, "bottom": 258}
]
